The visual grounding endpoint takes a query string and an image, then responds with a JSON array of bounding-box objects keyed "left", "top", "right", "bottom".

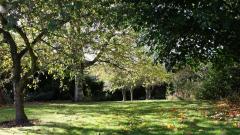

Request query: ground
[{"left": 0, "top": 100, "right": 239, "bottom": 135}]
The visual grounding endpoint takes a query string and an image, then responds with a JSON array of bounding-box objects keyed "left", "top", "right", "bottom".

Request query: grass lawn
[{"left": 0, "top": 100, "right": 239, "bottom": 135}]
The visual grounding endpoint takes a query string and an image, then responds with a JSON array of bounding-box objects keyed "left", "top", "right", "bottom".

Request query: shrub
[{"left": 197, "top": 64, "right": 240, "bottom": 101}]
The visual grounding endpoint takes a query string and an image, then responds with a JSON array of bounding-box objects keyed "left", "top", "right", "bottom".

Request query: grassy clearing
[{"left": 0, "top": 100, "right": 239, "bottom": 135}]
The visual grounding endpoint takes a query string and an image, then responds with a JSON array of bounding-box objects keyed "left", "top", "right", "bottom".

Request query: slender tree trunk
[
  {"left": 74, "top": 65, "right": 85, "bottom": 102},
  {"left": 130, "top": 88, "right": 134, "bottom": 101},
  {"left": 122, "top": 89, "right": 126, "bottom": 101},
  {"left": 74, "top": 75, "right": 85, "bottom": 102},
  {"left": 145, "top": 86, "right": 152, "bottom": 100}
]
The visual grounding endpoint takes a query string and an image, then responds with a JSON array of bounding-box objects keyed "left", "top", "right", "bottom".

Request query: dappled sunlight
[{"left": 0, "top": 100, "right": 239, "bottom": 135}]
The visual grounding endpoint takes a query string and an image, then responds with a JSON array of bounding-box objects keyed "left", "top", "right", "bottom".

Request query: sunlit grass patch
[{"left": 0, "top": 100, "right": 239, "bottom": 135}]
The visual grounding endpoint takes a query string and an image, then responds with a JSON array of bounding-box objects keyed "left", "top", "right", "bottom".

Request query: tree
[
  {"left": 91, "top": 42, "right": 171, "bottom": 101},
  {"left": 170, "top": 65, "right": 203, "bottom": 100},
  {"left": 0, "top": 0, "right": 77, "bottom": 124},
  {"left": 89, "top": 36, "right": 142, "bottom": 101},
  {"left": 136, "top": 58, "right": 171, "bottom": 100},
  {"left": 46, "top": 23, "right": 132, "bottom": 102},
  {"left": 199, "top": 62, "right": 240, "bottom": 101},
  {"left": 103, "top": 0, "right": 240, "bottom": 68}
]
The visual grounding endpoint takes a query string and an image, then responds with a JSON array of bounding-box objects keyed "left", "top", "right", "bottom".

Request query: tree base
[
  {"left": 73, "top": 97, "right": 85, "bottom": 102},
  {"left": 15, "top": 118, "right": 29, "bottom": 125}
]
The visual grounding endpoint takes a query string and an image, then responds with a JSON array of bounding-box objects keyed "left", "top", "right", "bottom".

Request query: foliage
[
  {"left": 105, "top": 0, "right": 240, "bottom": 69},
  {"left": 169, "top": 66, "right": 204, "bottom": 100},
  {"left": 198, "top": 63, "right": 240, "bottom": 101},
  {"left": 0, "top": 0, "right": 114, "bottom": 122},
  {"left": 91, "top": 46, "right": 171, "bottom": 93}
]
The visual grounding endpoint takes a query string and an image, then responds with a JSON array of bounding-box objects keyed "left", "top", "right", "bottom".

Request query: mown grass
[{"left": 0, "top": 100, "right": 239, "bottom": 135}]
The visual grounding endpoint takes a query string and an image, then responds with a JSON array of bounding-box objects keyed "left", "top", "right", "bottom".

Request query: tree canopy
[{"left": 103, "top": 0, "right": 240, "bottom": 68}]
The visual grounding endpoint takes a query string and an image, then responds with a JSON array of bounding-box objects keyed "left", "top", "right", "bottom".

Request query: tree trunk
[
  {"left": 145, "top": 87, "right": 152, "bottom": 100},
  {"left": 74, "top": 75, "right": 85, "bottom": 102},
  {"left": 130, "top": 88, "right": 134, "bottom": 101},
  {"left": 2, "top": 29, "right": 29, "bottom": 124},
  {"left": 122, "top": 89, "right": 126, "bottom": 101},
  {"left": 14, "top": 82, "right": 28, "bottom": 124},
  {"left": 11, "top": 57, "right": 29, "bottom": 124}
]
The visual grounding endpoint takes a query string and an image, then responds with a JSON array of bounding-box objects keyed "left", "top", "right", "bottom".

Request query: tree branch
[
  {"left": 19, "top": 17, "right": 71, "bottom": 57},
  {"left": 31, "top": 29, "right": 48, "bottom": 45},
  {"left": 85, "top": 43, "right": 108, "bottom": 67},
  {"left": 0, "top": 28, "right": 18, "bottom": 60},
  {"left": 98, "top": 59, "right": 126, "bottom": 70},
  {"left": 18, "top": 29, "right": 47, "bottom": 58}
]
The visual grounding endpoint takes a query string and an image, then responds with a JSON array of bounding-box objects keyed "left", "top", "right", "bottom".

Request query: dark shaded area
[
  {"left": 20, "top": 122, "right": 172, "bottom": 135},
  {"left": 0, "top": 89, "right": 5, "bottom": 105},
  {"left": 0, "top": 71, "right": 13, "bottom": 104},
  {"left": 1, "top": 71, "right": 167, "bottom": 103},
  {"left": 23, "top": 73, "right": 104, "bottom": 102},
  {"left": 21, "top": 73, "right": 168, "bottom": 102},
  {"left": 199, "top": 64, "right": 240, "bottom": 101},
  {"left": 110, "top": 85, "right": 167, "bottom": 101},
  {"left": 0, "top": 119, "right": 40, "bottom": 128},
  {"left": 152, "top": 84, "right": 167, "bottom": 99}
]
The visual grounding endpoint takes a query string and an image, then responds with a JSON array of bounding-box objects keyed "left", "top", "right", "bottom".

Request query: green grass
[{"left": 0, "top": 100, "right": 239, "bottom": 135}]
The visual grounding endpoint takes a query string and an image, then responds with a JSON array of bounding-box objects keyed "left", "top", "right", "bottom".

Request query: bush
[
  {"left": 168, "top": 66, "right": 202, "bottom": 100},
  {"left": 197, "top": 64, "right": 240, "bottom": 101}
]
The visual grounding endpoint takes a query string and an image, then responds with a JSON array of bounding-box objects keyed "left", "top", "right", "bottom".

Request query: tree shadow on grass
[
  {"left": 39, "top": 101, "right": 215, "bottom": 119},
  {"left": 179, "top": 118, "right": 240, "bottom": 135},
  {"left": 19, "top": 121, "right": 172, "bottom": 135},
  {"left": 3, "top": 101, "right": 239, "bottom": 135},
  {"left": 19, "top": 119, "right": 240, "bottom": 135}
]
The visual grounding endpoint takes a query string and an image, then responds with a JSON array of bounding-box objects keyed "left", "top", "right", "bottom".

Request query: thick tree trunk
[
  {"left": 14, "top": 83, "right": 28, "bottom": 124},
  {"left": 11, "top": 57, "right": 28, "bottom": 124},
  {"left": 12, "top": 57, "right": 29, "bottom": 124},
  {"left": 145, "top": 87, "right": 152, "bottom": 100},
  {"left": 74, "top": 75, "right": 85, "bottom": 102},
  {"left": 130, "top": 88, "right": 134, "bottom": 101},
  {"left": 122, "top": 89, "right": 126, "bottom": 101},
  {"left": 1, "top": 26, "right": 29, "bottom": 124},
  {"left": 2, "top": 30, "right": 29, "bottom": 124}
]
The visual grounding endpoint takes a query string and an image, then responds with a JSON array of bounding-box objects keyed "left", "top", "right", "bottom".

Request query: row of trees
[{"left": 90, "top": 44, "right": 171, "bottom": 101}]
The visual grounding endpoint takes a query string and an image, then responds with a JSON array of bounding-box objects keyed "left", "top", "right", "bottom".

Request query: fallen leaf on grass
[
  {"left": 166, "top": 124, "right": 175, "bottom": 129},
  {"left": 234, "top": 122, "right": 240, "bottom": 128},
  {"left": 186, "top": 131, "right": 193, "bottom": 135}
]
